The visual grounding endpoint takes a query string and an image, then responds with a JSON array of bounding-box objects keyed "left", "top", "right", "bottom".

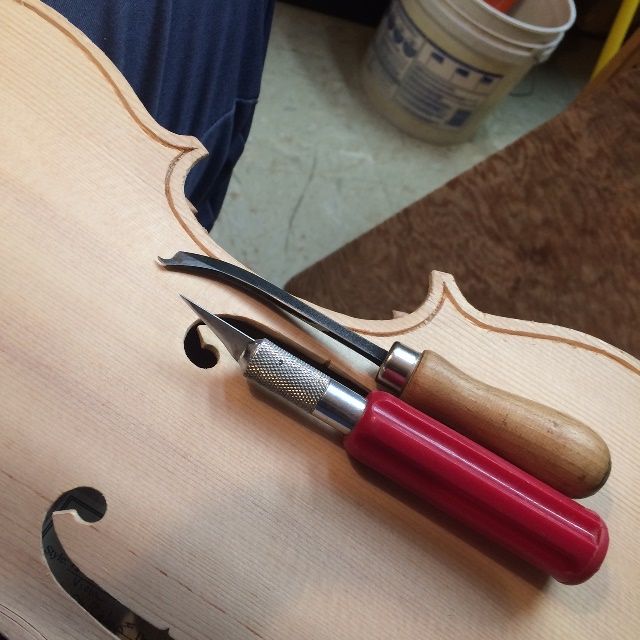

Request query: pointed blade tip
[
  {"left": 179, "top": 294, "right": 201, "bottom": 314},
  {"left": 178, "top": 295, "right": 252, "bottom": 361},
  {"left": 179, "top": 295, "right": 218, "bottom": 329}
]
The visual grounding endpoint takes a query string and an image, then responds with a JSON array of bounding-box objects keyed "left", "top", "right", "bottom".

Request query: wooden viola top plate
[{"left": 0, "top": 2, "right": 638, "bottom": 639}]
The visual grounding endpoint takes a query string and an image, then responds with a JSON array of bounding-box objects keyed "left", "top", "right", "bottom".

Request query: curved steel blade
[{"left": 160, "top": 252, "right": 387, "bottom": 365}]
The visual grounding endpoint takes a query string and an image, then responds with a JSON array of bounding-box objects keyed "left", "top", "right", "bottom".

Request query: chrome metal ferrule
[
  {"left": 312, "top": 379, "right": 367, "bottom": 434},
  {"left": 239, "top": 339, "right": 366, "bottom": 434},
  {"left": 376, "top": 341, "right": 421, "bottom": 393}
]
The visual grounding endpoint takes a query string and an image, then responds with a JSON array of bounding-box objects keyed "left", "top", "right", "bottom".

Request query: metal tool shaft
[{"left": 162, "top": 252, "right": 389, "bottom": 365}]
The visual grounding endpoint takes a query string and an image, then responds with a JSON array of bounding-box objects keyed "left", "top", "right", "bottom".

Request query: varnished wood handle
[{"left": 400, "top": 350, "right": 611, "bottom": 498}]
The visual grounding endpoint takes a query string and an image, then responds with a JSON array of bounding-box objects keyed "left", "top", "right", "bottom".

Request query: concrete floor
[{"left": 213, "top": 2, "right": 596, "bottom": 285}]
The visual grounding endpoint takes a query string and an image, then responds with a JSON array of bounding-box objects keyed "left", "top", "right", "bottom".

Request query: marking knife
[{"left": 181, "top": 296, "right": 608, "bottom": 585}]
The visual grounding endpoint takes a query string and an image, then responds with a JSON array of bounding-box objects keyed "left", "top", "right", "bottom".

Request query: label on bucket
[{"left": 370, "top": 2, "right": 504, "bottom": 129}]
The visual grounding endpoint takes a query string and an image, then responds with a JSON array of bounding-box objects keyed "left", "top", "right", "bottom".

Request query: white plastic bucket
[{"left": 362, "top": 0, "right": 576, "bottom": 144}]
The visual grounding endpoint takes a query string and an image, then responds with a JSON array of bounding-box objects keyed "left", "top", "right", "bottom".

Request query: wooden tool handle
[{"left": 401, "top": 351, "right": 611, "bottom": 498}]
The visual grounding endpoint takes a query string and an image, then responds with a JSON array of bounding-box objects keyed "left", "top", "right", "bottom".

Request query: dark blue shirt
[{"left": 44, "top": 0, "right": 274, "bottom": 230}]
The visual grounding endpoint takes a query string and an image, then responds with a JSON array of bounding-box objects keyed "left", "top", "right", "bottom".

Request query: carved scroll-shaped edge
[
  {"left": 332, "top": 271, "right": 640, "bottom": 378},
  {"left": 14, "top": 0, "right": 228, "bottom": 259},
  {"left": 21, "top": 0, "right": 640, "bottom": 381}
]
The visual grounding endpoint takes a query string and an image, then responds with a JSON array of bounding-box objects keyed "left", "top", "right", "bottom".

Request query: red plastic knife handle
[{"left": 344, "top": 391, "right": 608, "bottom": 584}]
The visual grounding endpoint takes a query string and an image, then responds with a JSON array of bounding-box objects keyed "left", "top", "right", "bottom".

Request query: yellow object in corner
[{"left": 592, "top": 0, "right": 639, "bottom": 78}]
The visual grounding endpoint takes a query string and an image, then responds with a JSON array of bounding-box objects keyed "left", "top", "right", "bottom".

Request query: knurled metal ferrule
[
  {"left": 240, "top": 339, "right": 366, "bottom": 433},
  {"left": 242, "top": 339, "right": 331, "bottom": 412}
]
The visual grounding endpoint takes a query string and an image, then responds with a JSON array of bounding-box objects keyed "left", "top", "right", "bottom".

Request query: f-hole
[
  {"left": 42, "top": 487, "right": 172, "bottom": 640},
  {"left": 184, "top": 320, "right": 219, "bottom": 369}
]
